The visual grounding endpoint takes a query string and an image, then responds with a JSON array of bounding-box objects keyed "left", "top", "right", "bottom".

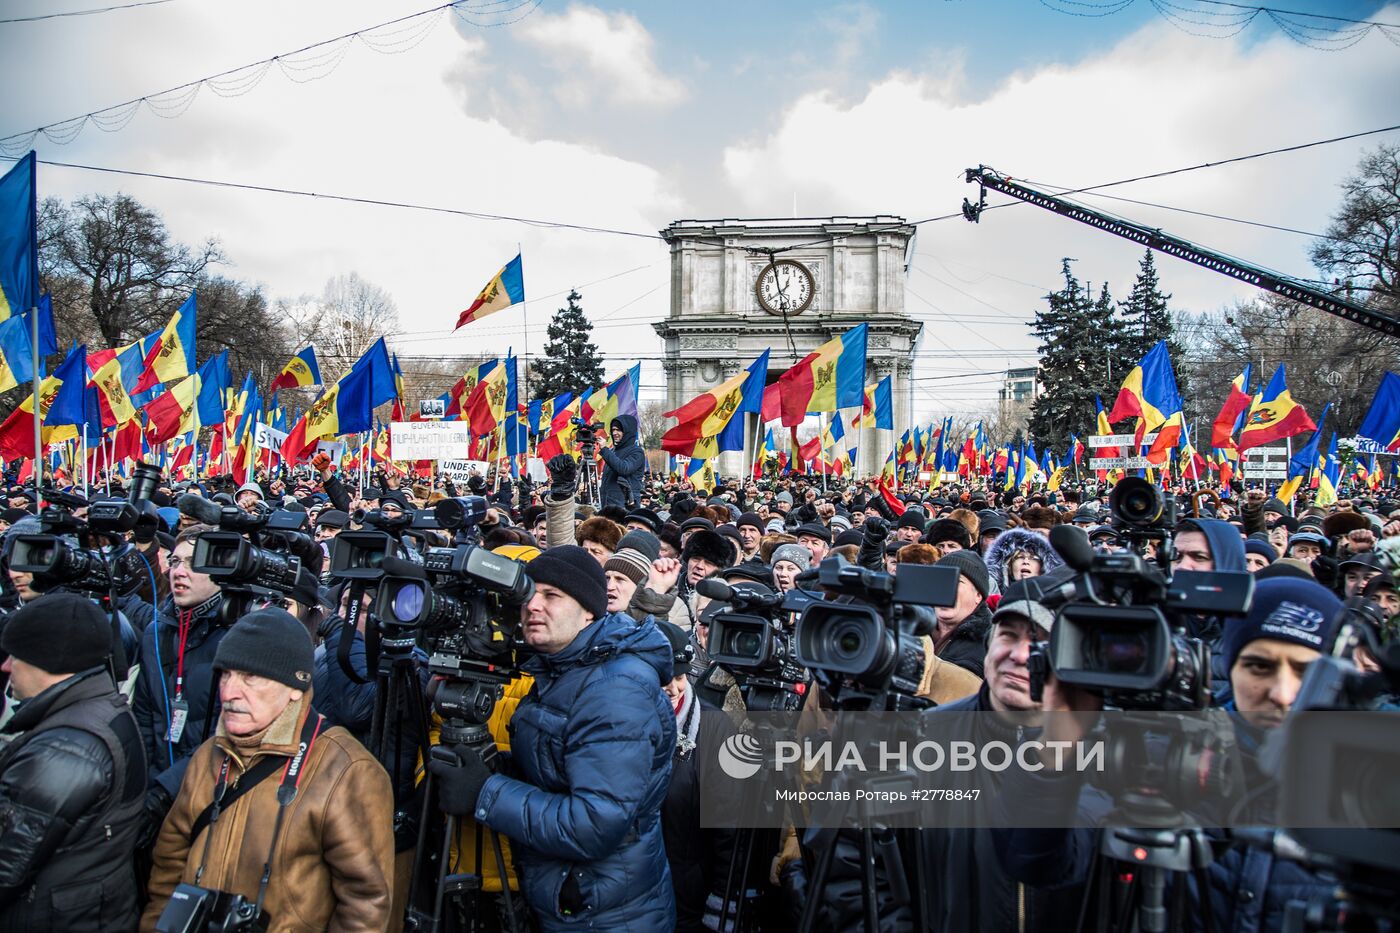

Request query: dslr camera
[{"left": 154, "top": 882, "right": 267, "bottom": 932}]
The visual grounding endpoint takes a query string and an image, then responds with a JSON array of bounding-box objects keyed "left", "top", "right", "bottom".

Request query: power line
[
  {"left": 0, "top": 0, "right": 542, "bottom": 156},
  {"left": 0, "top": 0, "right": 173, "bottom": 24},
  {"left": 1038, "top": 0, "right": 1400, "bottom": 49},
  {"left": 20, "top": 158, "right": 667, "bottom": 241}
]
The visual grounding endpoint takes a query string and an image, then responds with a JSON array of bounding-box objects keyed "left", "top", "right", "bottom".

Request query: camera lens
[
  {"left": 392, "top": 582, "right": 425, "bottom": 623},
  {"left": 1087, "top": 628, "right": 1149, "bottom": 674},
  {"left": 830, "top": 620, "right": 868, "bottom": 663},
  {"left": 731, "top": 630, "right": 763, "bottom": 659},
  {"left": 354, "top": 549, "right": 385, "bottom": 570},
  {"left": 208, "top": 546, "right": 238, "bottom": 569}
]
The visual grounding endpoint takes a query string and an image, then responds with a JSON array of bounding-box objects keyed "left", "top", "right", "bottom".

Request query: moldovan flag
[
  {"left": 1316, "top": 432, "right": 1340, "bottom": 507},
  {"left": 851, "top": 375, "right": 893, "bottom": 430},
  {"left": 0, "top": 152, "right": 38, "bottom": 321},
  {"left": 143, "top": 373, "right": 198, "bottom": 444},
  {"left": 662, "top": 350, "right": 769, "bottom": 457},
  {"left": 536, "top": 396, "right": 583, "bottom": 461},
  {"left": 88, "top": 353, "right": 137, "bottom": 427},
  {"left": 463, "top": 360, "right": 510, "bottom": 435},
  {"left": 1108, "top": 340, "right": 1183, "bottom": 444},
  {"left": 581, "top": 364, "right": 641, "bottom": 427},
  {"left": 1238, "top": 364, "right": 1315, "bottom": 452},
  {"left": 1210, "top": 364, "right": 1253, "bottom": 449},
  {"left": 280, "top": 342, "right": 392, "bottom": 463},
  {"left": 1279, "top": 403, "right": 1329, "bottom": 504},
  {"left": 269, "top": 346, "right": 322, "bottom": 392},
  {"left": 456, "top": 253, "right": 524, "bottom": 329},
  {"left": 778, "top": 323, "right": 867, "bottom": 427},
  {"left": 134, "top": 292, "right": 197, "bottom": 392},
  {"left": 1354, "top": 371, "right": 1400, "bottom": 452},
  {"left": 878, "top": 451, "right": 905, "bottom": 516},
  {"left": 0, "top": 312, "right": 34, "bottom": 391},
  {"left": 0, "top": 344, "right": 83, "bottom": 460}
]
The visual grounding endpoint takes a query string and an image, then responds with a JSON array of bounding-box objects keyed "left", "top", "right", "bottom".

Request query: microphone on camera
[
  {"left": 1050, "top": 523, "right": 1095, "bottom": 572},
  {"left": 177, "top": 493, "right": 224, "bottom": 526}
]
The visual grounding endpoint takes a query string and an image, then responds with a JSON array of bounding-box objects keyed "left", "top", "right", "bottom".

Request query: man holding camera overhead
[
  {"left": 143, "top": 607, "right": 393, "bottom": 932},
  {"left": 427, "top": 544, "right": 678, "bottom": 930}
]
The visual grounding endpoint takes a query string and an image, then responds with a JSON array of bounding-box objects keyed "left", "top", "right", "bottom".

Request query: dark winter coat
[
  {"left": 475, "top": 612, "right": 677, "bottom": 931},
  {"left": 935, "top": 600, "right": 993, "bottom": 679},
  {"left": 599, "top": 414, "right": 646, "bottom": 510},
  {"left": 663, "top": 696, "right": 739, "bottom": 933},
  {"left": 984, "top": 527, "right": 1065, "bottom": 592},
  {"left": 131, "top": 594, "right": 227, "bottom": 799},
  {"left": 0, "top": 667, "right": 146, "bottom": 932}
]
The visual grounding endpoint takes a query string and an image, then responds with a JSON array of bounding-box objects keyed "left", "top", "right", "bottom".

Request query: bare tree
[
  {"left": 297, "top": 273, "right": 402, "bottom": 378},
  {"left": 1310, "top": 143, "right": 1400, "bottom": 317},
  {"left": 39, "top": 193, "right": 223, "bottom": 347}
]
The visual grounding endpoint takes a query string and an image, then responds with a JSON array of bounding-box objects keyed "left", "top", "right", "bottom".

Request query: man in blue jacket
[
  {"left": 599, "top": 414, "right": 646, "bottom": 511},
  {"left": 429, "top": 545, "right": 677, "bottom": 930}
]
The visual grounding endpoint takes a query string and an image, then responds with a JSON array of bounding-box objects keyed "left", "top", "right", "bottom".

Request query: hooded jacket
[
  {"left": 1178, "top": 518, "right": 1248, "bottom": 686},
  {"left": 599, "top": 415, "right": 646, "bottom": 510},
  {"left": 474, "top": 612, "right": 677, "bottom": 931},
  {"left": 984, "top": 527, "right": 1065, "bottom": 592}
]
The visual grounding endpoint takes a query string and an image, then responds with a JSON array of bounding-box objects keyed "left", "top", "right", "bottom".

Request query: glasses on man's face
[{"left": 167, "top": 556, "right": 189, "bottom": 571}]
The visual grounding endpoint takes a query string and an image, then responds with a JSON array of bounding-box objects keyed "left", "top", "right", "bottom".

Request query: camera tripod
[
  {"left": 406, "top": 673, "right": 521, "bottom": 933},
  {"left": 1077, "top": 794, "right": 1218, "bottom": 933}
]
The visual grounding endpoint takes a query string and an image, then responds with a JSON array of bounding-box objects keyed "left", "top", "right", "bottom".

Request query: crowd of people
[{"left": 0, "top": 413, "right": 1396, "bottom": 932}]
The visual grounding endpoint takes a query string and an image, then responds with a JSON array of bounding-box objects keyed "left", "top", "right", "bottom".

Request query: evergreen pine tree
[
  {"left": 1118, "top": 249, "right": 1181, "bottom": 361},
  {"left": 1027, "top": 260, "right": 1123, "bottom": 452},
  {"left": 533, "top": 289, "right": 604, "bottom": 400}
]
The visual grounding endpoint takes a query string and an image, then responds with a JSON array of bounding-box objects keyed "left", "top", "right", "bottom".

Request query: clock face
[{"left": 755, "top": 260, "right": 815, "bottom": 314}]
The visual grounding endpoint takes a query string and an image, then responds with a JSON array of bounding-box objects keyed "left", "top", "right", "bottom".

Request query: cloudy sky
[{"left": 2, "top": 0, "right": 1397, "bottom": 419}]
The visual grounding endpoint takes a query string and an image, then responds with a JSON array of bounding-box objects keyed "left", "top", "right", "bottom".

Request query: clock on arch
[{"left": 754, "top": 260, "right": 815, "bottom": 314}]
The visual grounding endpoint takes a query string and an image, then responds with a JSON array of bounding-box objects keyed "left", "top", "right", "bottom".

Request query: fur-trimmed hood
[{"left": 984, "top": 527, "right": 1064, "bottom": 590}]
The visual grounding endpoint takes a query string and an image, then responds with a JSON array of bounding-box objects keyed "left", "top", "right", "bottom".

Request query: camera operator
[
  {"left": 598, "top": 415, "right": 645, "bottom": 510},
  {"left": 426, "top": 545, "right": 678, "bottom": 930},
  {"left": 143, "top": 608, "right": 394, "bottom": 931},
  {"left": 997, "top": 577, "right": 1347, "bottom": 933},
  {"left": 0, "top": 594, "right": 147, "bottom": 932},
  {"left": 132, "top": 524, "right": 228, "bottom": 812}
]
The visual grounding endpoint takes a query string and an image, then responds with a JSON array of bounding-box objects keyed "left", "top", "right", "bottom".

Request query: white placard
[
  {"left": 1089, "top": 456, "right": 1152, "bottom": 469},
  {"left": 314, "top": 440, "right": 344, "bottom": 462},
  {"left": 1241, "top": 447, "right": 1289, "bottom": 460},
  {"left": 390, "top": 421, "right": 472, "bottom": 460},
  {"left": 525, "top": 457, "right": 547, "bottom": 483},
  {"left": 253, "top": 423, "right": 288, "bottom": 449},
  {"left": 1248, "top": 468, "right": 1289, "bottom": 479},
  {"left": 1089, "top": 433, "right": 1158, "bottom": 447},
  {"left": 439, "top": 458, "right": 490, "bottom": 486}
]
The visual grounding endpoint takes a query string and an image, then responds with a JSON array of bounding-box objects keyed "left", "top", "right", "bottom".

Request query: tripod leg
[
  {"left": 488, "top": 828, "right": 519, "bottom": 933},
  {"left": 719, "top": 828, "right": 750, "bottom": 932},
  {"left": 860, "top": 828, "right": 879, "bottom": 933},
  {"left": 732, "top": 826, "right": 757, "bottom": 933},
  {"left": 797, "top": 836, "right": 836, "bottom": 933},
  {"left": 431, "top": 814, "right": 457, "bottom": 933}
]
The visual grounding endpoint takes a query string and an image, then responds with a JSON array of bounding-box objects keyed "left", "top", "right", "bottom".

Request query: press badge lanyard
[
  {"left": 193, "top": 712, "right": 325, "bottom": 912},
  {"left": 167, "top": 612, "right": 193, "bottom": 744}
]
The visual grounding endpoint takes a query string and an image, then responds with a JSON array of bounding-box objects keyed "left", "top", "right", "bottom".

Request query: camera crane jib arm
[{"left": 962, "top": 166, "right": 1400, "bottom": 339}]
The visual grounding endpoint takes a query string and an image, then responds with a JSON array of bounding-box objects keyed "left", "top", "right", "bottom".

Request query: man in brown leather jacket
[{"left": 142, "top": 608, "right": 394, "bottom": 932}]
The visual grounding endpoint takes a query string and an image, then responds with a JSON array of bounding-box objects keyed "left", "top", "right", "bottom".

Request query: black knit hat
[
  {"left": 213, "top": 608, "right": 315, "bottom": 690},
  {"left": 0, "top": 592, "right": 113, "bottom": 674},
  {"left": 897, "top": 511, "right": 927, "bottom": 531},
  {"left": 527, "top": 545, "right": 608, "bottom": 620},
  {"left": 736, "top": 511, "right": 764, "bottom": 532},
  {"left": 937, "top": 549, "right": 990, "bottom": 599}
]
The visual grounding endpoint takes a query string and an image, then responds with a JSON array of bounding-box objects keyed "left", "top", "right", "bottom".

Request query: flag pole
[
  {"left": 819, "top": 411, "right": 828, "bottom": 494},
  {"left": 81, "top": 430, "right": 88, "bottom": 497},
  {"left": 29, "top": 303, "right": 41, "bottom": 507}
]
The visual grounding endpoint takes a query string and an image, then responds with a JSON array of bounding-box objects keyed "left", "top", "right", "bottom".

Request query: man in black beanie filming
[
  {"left": 428, "top": 544, "right": 679, "bottom": 931},
  {"left": 0, "top": 593, "right": 147, "bottom": 932},
  {"left": 142, "top": 608, "right": 394, "bottom": 932}
]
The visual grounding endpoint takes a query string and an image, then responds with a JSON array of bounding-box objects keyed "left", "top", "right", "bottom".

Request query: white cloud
[
  {"left": 516, "top": 4, "right": 686, "bottom": 108},
  {"left": 721, "top": 17, "right": 1400, "bottom": 410}
]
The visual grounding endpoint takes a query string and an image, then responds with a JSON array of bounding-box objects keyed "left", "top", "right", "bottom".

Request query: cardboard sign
[
  {"left": 1089, "top": 456, "right": 1152, "bottom": 470},
  {"left": 390, "top": 421, "right": 472, "bottom": 460},
  {"left": 253, "top": 423, "right": 289, "bottom": 450}
]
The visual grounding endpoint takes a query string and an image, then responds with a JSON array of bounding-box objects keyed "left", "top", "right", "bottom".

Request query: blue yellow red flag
[
  {"left": 456, "top": 253, "right": 524, "bottom": 329},
  {"left": 269, "top": 346, "right": 321, "bottom": 393},
  {"left": 134, "top": 292, "right": 197, "bottom": 392},
  {"left": 1238, "top": 364, "right": 1315, "bottom": 452}
]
